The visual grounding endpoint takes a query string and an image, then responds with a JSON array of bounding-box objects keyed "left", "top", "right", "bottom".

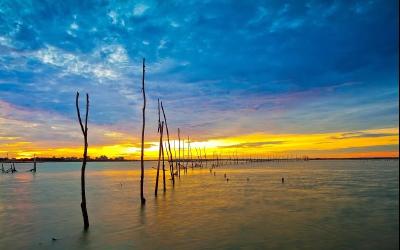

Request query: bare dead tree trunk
[
  {"left": 155, "top": 99, "right": 161, "bottom": 196},
  {"left": 157, "top": 99, "right": 161, "bottom": 132},
  {"left": 160, "top": 101, "right": 174, "bottom": 185},
  {"left": 76, "top": 91, "right": 90, "bottom": 231},
  {"left": 155, "top": 121, "right": 164, "bottom": 196},
  {"left": 140, "top": 58, "right": 146, "bottom": 205}
]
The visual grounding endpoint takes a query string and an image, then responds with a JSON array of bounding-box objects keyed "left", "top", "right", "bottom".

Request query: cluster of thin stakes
[
  {"left": 73, "top": 58, "right": 245, "bottom": 230},
  {"left": 1, "top": 58, "right": 295, "bottom": 231}
]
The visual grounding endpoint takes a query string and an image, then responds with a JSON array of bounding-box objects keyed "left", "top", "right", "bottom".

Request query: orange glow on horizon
[{"left": 1, "top": 127, "right": 398, "bottom": 159}]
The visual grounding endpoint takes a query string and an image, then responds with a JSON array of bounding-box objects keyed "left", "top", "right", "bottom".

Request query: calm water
[{"left": 0, "top": 160, "right": 398, "bottom": 250}]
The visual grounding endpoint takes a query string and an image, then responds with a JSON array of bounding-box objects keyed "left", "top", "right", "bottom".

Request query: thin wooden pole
[
  {"left": 33, "top": 154, "right": 36, "bottom": 172},
  {"left": 204, "top": 147, "right": 207, "bottom": 168},
  {"left": 190, "top": 139, "right": 193, "bottom": 169},
  {"left": 174, "top": 140, "right": 177, "bottom": 175}
]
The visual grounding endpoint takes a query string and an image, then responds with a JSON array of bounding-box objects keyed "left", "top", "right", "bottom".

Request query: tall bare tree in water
[
  {"left": 155, "top": 121, "right": 164, "bottom": 196},
  {"left": 155, "top": 99, "right": 163, "bottom": 196},
  {"left": 161, "top": 101, "right": 174, "bottom": 185},
  {"left": 140, "top": 58, "right": 146, "bottom": 205},
  {"left": 76, "top": 92, "right": 90, "bottom": 230}
]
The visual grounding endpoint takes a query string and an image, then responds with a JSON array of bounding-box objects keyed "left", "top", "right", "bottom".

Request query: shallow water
[{"left": 0, "top": 160, "right": 398, "bottom": 250}]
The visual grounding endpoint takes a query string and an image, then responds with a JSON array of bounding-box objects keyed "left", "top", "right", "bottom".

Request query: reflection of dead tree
[{"left": 76, "top": 91, "right": 90, "bottom": 230}]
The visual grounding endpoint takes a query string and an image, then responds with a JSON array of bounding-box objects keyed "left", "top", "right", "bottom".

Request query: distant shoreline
[{"left": 1, "top": 157, "right": 398, "bottom": 163}]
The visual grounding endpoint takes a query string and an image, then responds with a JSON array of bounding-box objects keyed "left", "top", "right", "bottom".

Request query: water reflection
[{"left": 0, "top": 160, "right": 398, "bottom": 249}]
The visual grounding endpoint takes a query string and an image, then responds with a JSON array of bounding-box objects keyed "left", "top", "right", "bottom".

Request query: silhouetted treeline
[
  {"left": 1, "top": 156, "right": 397, "bottom": 164},
  {"left": 0, "top": 157, "right": 128, "bottom": 162}
]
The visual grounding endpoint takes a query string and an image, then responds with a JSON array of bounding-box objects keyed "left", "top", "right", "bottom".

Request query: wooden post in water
[
  {"left": 33, "top": 154, "right": 36, "bottom": 172},
  {"left": 189, "top": 137, "right": 193, "bottom": 169},
  {"left": 76, "top": 91, "right": 90, "bottom": 230},
  {"left": 199, "top": 147, "right": 203, "bottom": 168},
  {"left": 195, "top": 147, "right": 200, "bottom": 167},
  {"left": 140, "top": 58, "right": 146, "bottom": 205},
  {"left": 174, "top": 140, "right": 178, "bottom": 175},
  {"left": 174, "top": 140, "right": 177, "bottom": 174},
  {"left": 203, "top": 147, "right": 207, "bottom": 168}
]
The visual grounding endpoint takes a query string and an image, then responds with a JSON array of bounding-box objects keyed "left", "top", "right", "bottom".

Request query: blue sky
[{"left": 0, "top": 0, "right": 398, "bottom": 157}]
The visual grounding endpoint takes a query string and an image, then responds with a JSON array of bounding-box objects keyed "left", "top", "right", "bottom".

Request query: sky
[{"left": 0, "top": 0, "right": 398, "bottom": 159}]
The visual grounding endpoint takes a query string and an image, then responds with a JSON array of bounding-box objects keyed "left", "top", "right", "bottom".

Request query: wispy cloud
[
  {"left": 331, "top": 131, "right": 398, "bottom": 140},
  {"left": 218, "top": 141, "right": 285, "bottom": 149}
]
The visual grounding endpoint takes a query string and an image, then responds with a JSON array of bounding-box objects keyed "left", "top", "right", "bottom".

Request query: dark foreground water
[{"left": 0, "top": 160, "right": 398, "bottom": 250}]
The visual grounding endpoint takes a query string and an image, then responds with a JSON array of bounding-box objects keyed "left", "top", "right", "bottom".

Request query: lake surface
[{"left": 0, "top": 160, "right": 398, "bottom": 249}]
